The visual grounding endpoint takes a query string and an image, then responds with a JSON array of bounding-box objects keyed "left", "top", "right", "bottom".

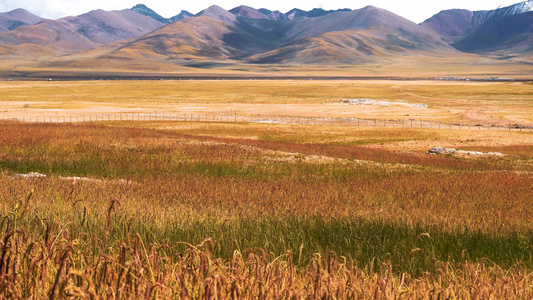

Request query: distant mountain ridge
[
  {"left": 0, "top": 8, "right": 43, "bottom": 32},
  {"left": 131, "top": 4, "right": 192, "bottom": 24},
  {"left": 0, "top": 1, "right": 532, "bottom": 65},
  {"left": 230, "top": 6, "right": 287, "bottom": 21},
  {"left": 453, "top": 11, "right": 533, "bottom": 53},
  {"left": 100, "top": 4, "right": 453, "bottom": 65},
  {"left": 421, "top": 0, "right": 533, "bottom": 53},
  {"left": 133, "top": 4, "right": 354, "bottom": 24},
  {"left": 285, "top": 8, "right": 352, "bottom": 19},
  {"left": 248, "top": 6, "right": 453, "bottom": 64},
  {"left": 422, "top": 0, "right": 532, "bottom": 42},
  {"left": 0, "top": 8, "right": 163, "bottom": 56}
]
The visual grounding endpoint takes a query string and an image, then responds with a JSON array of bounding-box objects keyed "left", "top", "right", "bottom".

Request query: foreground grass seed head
[{"left": 0, "top": 121, "right": 532, "bottom": 297}]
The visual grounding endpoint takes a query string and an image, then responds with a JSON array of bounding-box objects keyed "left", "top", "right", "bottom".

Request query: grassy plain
[
  {"left": 1, "top": 79, "right": 533, "bottom": 297},
  {"left": 0, "top": 118, "right": 532, "bottom": 297},
  {"left": 1, "top": 80, "right": 533, "bottom": 124}
]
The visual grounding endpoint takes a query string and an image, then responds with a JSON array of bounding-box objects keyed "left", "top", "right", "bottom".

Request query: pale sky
[{"left": 0, "top": 0, "right": 524, "bottom": 23}]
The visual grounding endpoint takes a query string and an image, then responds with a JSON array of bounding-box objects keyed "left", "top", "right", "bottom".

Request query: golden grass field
[
  {"left": 0, "top": 80, "right": 532, "bottom": 298},
  {"left": 1, "top": 80, "right": 532, "bottom": 124}
]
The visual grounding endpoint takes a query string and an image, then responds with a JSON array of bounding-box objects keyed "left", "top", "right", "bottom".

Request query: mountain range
[
  {"left": 0, "top": 1, "right": 531, "bottom": 68},
  {"left": 421, "top": 0, "right": 532, "bottom": 53}
]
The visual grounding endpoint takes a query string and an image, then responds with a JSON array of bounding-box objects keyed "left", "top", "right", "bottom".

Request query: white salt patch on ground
[{"left": 341, "top": 99, "right": 428, "bottom": 109}]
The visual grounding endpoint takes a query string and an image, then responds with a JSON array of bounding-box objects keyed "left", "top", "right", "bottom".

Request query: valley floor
[
  {"left": 0, "top": 80, "right": 532, "bottom": 297},
  {"left": 1, "top": 80, "right": 532, "bottom": 125}
]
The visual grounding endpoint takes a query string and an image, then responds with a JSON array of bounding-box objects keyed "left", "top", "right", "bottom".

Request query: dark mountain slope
[
  {"left": 230, "top": 6, "right": 269, "bottom": 20},
  {"left": 249, "top": 25, "right": 456, "bottom": 64},
  {"left": 420, "top": 9, "right": 483, "bottom": 43},
  {"left": 422, "top": 0, "right": 532, "bottom": 43},
  {"left": 196, "top": 5, "right": 238, "bottom": 25},
  {"left": 0, "top": 8, "right": 44, "bottom": 32},
  {"left": 257, "top": 8, "right": 288, "bottom": 21},
  {"left": 85, "top": 4, "right": 453, "bottom": 65},
  {"left": 285, "top": 8, "right": 351, "bottom": 20},
  {"left": 58, "top": 9, "right": 163, "bottom": 45},
  {"left": 131, "top": 4, "right": 168, "bottom": 24},
  {"left": 0, "top": 19, "right": 98, "bottom": 53},
  {"left": 0, "top": 9, "right": 162, "bottom": 57},
  {"left": 453, "top": 11, "right": 533, "bottom": 53},
  {"left": 109, "top": 15, "right": 283, "bottom": 60},
  {"left": 0, "top": 9, "right": 163, "bottom": 57},
  {"left": 169, "top": 11, "right": 194, "bottom": 23},
  {"left": 131, "top": 4, "right": 192, "bottom": 24},
  {"left": 277, "top": 5, "right": 449, "bottom": 50}
]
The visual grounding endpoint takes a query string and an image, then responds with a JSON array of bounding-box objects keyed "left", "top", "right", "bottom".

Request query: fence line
[{"left": 9, "top": 113, "right": 533, "bottom": 132}]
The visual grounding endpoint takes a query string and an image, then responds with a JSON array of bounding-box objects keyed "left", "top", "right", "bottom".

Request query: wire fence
[{"left": 9, "top": 112, "right": 533, "bottom": 132}]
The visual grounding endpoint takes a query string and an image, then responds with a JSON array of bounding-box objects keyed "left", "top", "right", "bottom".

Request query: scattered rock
[
  {"left": 429, "top": 147, "right": 503, "bottom": 156},
  {"left": 428, "top": 147, "right": 456, "bottom": 155},
  {"left": 11, "top": 172, "right": 47, "bottom": 179},
  {"left": 11, "top": 172, "right": 135, "bottom": 184},
  {"left": 61, "top": 176, "right": 104, "bottom": 183},
  {"left": 341, "top": 99, "right": 428, "bottom": 108}
]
